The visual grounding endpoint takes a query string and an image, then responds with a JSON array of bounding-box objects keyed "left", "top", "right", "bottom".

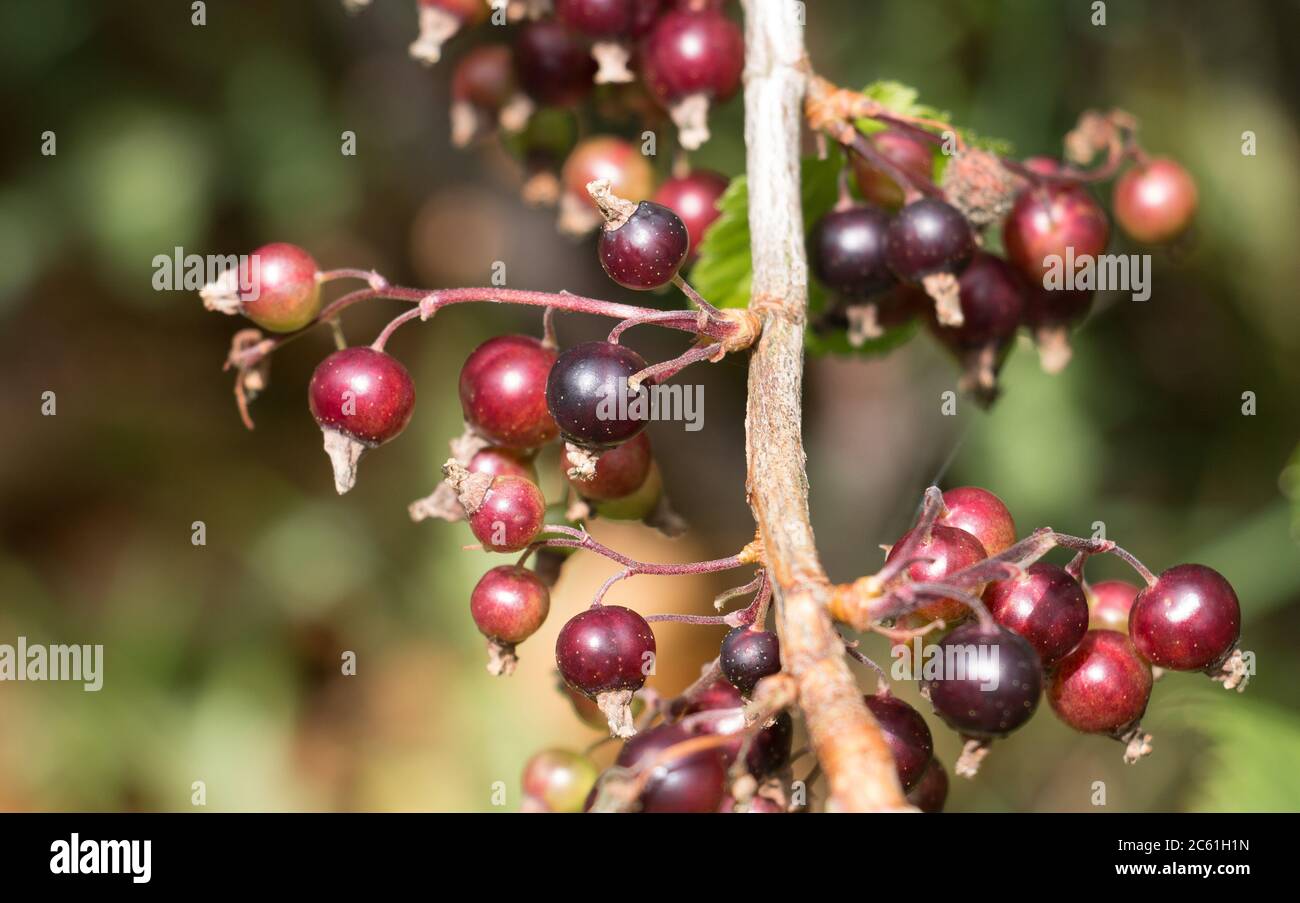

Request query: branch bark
[{"left": 740, "top": 0, "right": 910, "bottom": 812}]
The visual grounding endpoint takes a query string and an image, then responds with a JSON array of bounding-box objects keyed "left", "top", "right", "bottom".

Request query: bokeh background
[{"left": 1, "top": 0, "right": 1297, "bottom": 812}]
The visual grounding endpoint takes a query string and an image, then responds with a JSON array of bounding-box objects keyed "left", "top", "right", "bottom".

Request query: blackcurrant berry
[
  {"left": 885, "top": 198, "right": 976, "bottom": 284},
  {"left": 545, "top": 341, "right": 650, "bottom": 446},
  {"left": 940, "top": 486, "right": 1017, "bottom": 557},
  {"left": 808, "top": 205, "right": 895, "bottom": 298},
  {"left": 719, "top": 626, "right": 782, "bottom": 696},
  {"left": 863, "top": 692, "right": 935, "bottom": 791},
  {"left": 468, "top": 447, "right": 538, "bottom": 484},
  {"left": 669, "top": 676, "right": 743, "bottom": 719},
  {"left": 514, "top": 20, "right": 597, "bottom": 108},
  {"left": 556, "top": 604, "right": 656, "bottom": 698},
  {"left": 458, "top": 334, "right": 558, "bottom": 448},
  {"left": 309, "top": 347, "right": 416, "bottom": 446},
  {"left": 1003, "top": 183, "right": 1109, "bottom": 283},
  {"left": 1088, "top": 579, "right": 1139, "bottom": 632},
  {"left": 597, "top": 200, "right": 691, "bottom": 290},
  {"left": 884, "top": 524, "right": 989, "bottom": 623},
  {"left": 521, "top": 748, "right": 599, "bottom": 813},
  {"left": 985, "top": 562, "right": 1089, "bottom": 668},
  {"left": 1048, "top": 630, "right": 1152, "bottom": 735},
  {"left": 564, "top": 431, "right": 652, "bottom": 500},
  {"left": 1113, "top": 157, "right": 1198, "bottom": 244},
  {"left": 851, "top": 128, "right": 935, "bottom": 209},
  {"left": 464, "top": 474, "right": 546, "bottom": 553},
  {"left": 640, "top": 9, "right": 744, "bottom": 148},
  {"left": 614, "top": 722, "right": 727, "bottom": 813},
  {"left": 652, "top": 169, "right": 729, "bottom": 264},
  {"left": 741, "top": 711, "right": 795, "bottom": 778},
  {"left": 923, "top": 622, "right": 1043, "bottom": 738},
  {"left": 239, "top": 242, "right": 321, "bottom": 333},
  {"left": 1129, "top": 564, "right": 1241, "bottom": 672},
  {"left": 925, "top": 253, "right": 1026, "bottom": 351},
  {"left": 906, "top": 759, "right": 948, "bottom": 813},
  {"left": 471, "top": 565, "right": 550, "bottom": 674}
]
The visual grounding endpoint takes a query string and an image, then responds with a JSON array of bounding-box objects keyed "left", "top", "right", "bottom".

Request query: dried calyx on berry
[
  {"left": 471, "top": 565, "right": 550, "bottom": 676},
  {"left": 590, "top": 180, "right": 692, "bottom": 291},
  {"left": 556, "top": 605, "right": 657, "bottom": 738},
  {"left": 885, "top": 197, "right": 976, "bottom": 327},
  {"left": 442, "top": 460, "right": 546, "bottom": 552}
]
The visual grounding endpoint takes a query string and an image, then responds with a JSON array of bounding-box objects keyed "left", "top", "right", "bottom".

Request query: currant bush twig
[{"left": 740, "top": 0, "right": 911, "bottom": 813}]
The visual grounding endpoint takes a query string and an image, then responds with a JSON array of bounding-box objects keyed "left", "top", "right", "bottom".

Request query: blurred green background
[{"left": 0, "top": 0, "right": 1297, "bottom": 812}]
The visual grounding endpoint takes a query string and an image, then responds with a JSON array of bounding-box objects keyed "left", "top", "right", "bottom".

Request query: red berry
[
  {"left": 884, "top": 524, "right": 989, "bottom": 622},
  {"left": 719, "top": 627, "right": 782, "bottom": 696},
  {"left": 652, "top": 169, "right": 728, "bottom": 264},
  {"left": 906, "top": 759, "right": 948, "bottom": 812},
  {"left": 614, "top": 722, "right": 726, "bottom": 812},
  {"left": 468, "top": 447, "right": 538, "bottom": 484},
  {"left": 640, "top": 9, "right": 744, "bottom": 107},
  {"left": 1048, "top": 630, "right": 1152, "bottom": 734},
  {"left": 458, "top": 334, "right": 558, "bottom": 448},
  {"left": 239, "top": 242, "right": 321, "bottom": 333},
  {"left": 514, "top": 20, "right": 597, "bottom": 108},
  {"left": 863, "top": 692, "right": 934, "bottom": 791},
  {"left": 1113, "top": 157, "right": 1198, "bottom": 244},
  {"left": 939, "top": 486, "right": 1017, "bottom": 556},
  {"left": 925, "top": 253, "right": 1026, "bottom": 351},
  {"left": 1129, "top": 564, "right": 1241, "bottom": 672},
  {"left": 1088, "top": 579, "right": 1139, "bottom": 632},
  {"left": 465, "top": 474, "right": 546, "bottom": 553},
  {"left": 545, "top": 341, "right": 650, "bottom": 446},
  {"left": 451, "top": 44, "right": 516, "bottom": 113},
  {"left": 924, "top": 623, "right": 1043, "bottom": 738},
  {"left": 1022, "top": 156, "right": 1065, "bottom": 177},
  {"left": 1003, "top": 183, "right": 1109, "bottom": 284},
  {"left": 521, "top": 748, "right": 598, "bottom": 812},
  {"left": 561, "top": 136, "right": 656, "bottom": 211},
  {"left": 592, "top": 462, "right": 663, "bottom": 521},
  {"left": 850, "top": 129, "right": 935, "bottom": 209},
  {"left": 308, "top": 347, "right": 415, "bottom": 445},
  {"left": 597, "top": 201, "right": 691, "bottom": 290},
  {"left": 985, "top": 562, "right": 1089, "bottom": 668},
  {"left": 556, "top": 605, "right": 656, "bottom": 698},
  {"left": 809, "top": 205, "right": 896, "bottom": 298},
  {"left": 470, "top": 565, "right": 550, "bottom": 645},
  {"left": 885, "top": 198, "right": 975, "bottom": 284},
  {"left": 555, "top": 0, "right": 637, "bottom": 37},
  {"left": 563, "top": 431, "right": 652, "bottom": 500}
]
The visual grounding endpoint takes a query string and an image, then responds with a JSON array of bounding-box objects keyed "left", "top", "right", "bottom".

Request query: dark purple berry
[
  {"left": 863, "top": 692, "right": 934, "bottom": 791},
  {"left": 556, "top": 605, "right": 656, "bottom": 698},
  {"left": 555, "top": 0, "right": 637, "bottom": 37},
  {"left": 884, "top": 524, "right": 988, "bottom": 623},
  {"left": 885, "top": 198, "right": 975, "bottom": 283},
  {"left": 309, "top": 347, "right": 416, "bottom": 445},
  {"left": 719, "top": 627, "right": 782, "bottom": 696},
  {"left": 926, "top": 252, "right": 1026, "bottom": 350},
  {"left": 598, "top": 201, "right": 691, "bottom": 290},
  {"left": 1048, "top": 630, "right": 1152, "bottom": 735},
  {"left": 459, "top": 335, "right": 558, "bottom": 448},
  {"left": 614, "top": 723, "right": 726, "bottom": 813},
  {"left": 1129, "top": 564, "right": 1241, "bottom": 672},
  {"left": 808, "top": 205, "right": 895, "bottom": 298},
  {"left": 923, "top": 623, "right": 1043, "bottom": 738},
  {"left": 514, "top": 20, "right": 597, "bottom": 108},
  {"left": 985, "top": 562, "right": 1089, "bottom": 668},
  {"left": 545, "top": 341, "right": 650, "bottom": 446},
  {"left": 906, "top": 759, "right": 948, "bottom": 812}
]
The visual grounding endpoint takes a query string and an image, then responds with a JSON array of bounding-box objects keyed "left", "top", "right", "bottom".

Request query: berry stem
[
  {"left": 629, "top": 342, "right": 723, "bottom": 390},
  {"left": 608, "top": 310, "right": 702, "bottom": 343},
  {"left": 371, "top": 306, "right": 422, "bottom": 351},
  {"left": 870, "top": 486, "right": 947, "bottom": 589},
  {"left": 672, "top": 274, "right": 724, "bottom": 318}
]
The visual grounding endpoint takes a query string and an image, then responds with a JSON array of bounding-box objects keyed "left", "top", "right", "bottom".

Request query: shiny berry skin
[
  {"left": 309, "top": 348, "right": 416, "bottom": 445},
  {"left": 1003, "top": 183, "right": 1110, "bottom": 284},
  {"left": 939, "top": 486, "right": 1017, "bottom": 557},
  {"left": 885, "top": 198, "right": 976, "bottom": 283},
  {"left": 863, "top": 693, "right": 934, "bottom": 791},
  {"left": 239, "top": 242, "right": 321, "bottom": 333},
  {"left": 451, "top": 44, "right": 516, "bottom": 112},
  {"left": 545, "top": 341, "right": 649, "bottom": 446},
  {"left": 1129, "top": 564, "right": 1241, "bottom": 672},
  {"left": 923, "top": 623, "right": 1043, "bottom": 738},
  {"left": 906, "top": 759, "right": 948, "bottom": 813},
  {"left": 652, "top": 169, "right": 728, "bottom": 264},
  {"left": 985, "top": 562, "right": 1089, "bottom": 668},
  {"left": 555, "top": 0, "right": 636, "bottom": 37},
  {"left": 598, "top": 201, "right": 691, "bottom": 290},
  {"left": 809, "top": 205, "right": 895, "bottom": 298},
  {"left": 1048, "top": 630, "right": 1152, "bottom": 734},
  {"left": 614, "top": 723, "right": 726, "bottom": 813},
  {"left": 514, "top": 20, "right": 597, "bottom": 108},
  {"left": 470, "top": 565, "right": 550, "bottom": 645},
  {"left": 561, "top": 136, "right": 656, "bottom": 210},
  {"left": 719, "top": 627, "right": 782, "bottom": 695},
  {"left": 465, "top": 475, "right": 546, "bottom": 552},
  {"left": 564, "top": 431, "right": 652, "bottom": 500},
  {"left": 926, "top": 253, "right": 1026, "bottom": 351},
  {"left": 458, "top": 335, "right": 558, "bottom": 448},
  {"left": 521, "top": 748, "right": 599, "bottom": 813},
  {"left": 851, "top": 129, "right": 935, "bottom": 209},
  {"left": 640, "top": 9, "right": 744, "bottom": 106},
  {"left": 884, "top": 524, "right": 988, "bottom": 623},
  {"left": 741, "top": 712, "right": 794, "bottom": 777},
  {"left": 1088, "top": 579, "right": 1140, "bottom": 632},
  {"left": 468, "top": 447, "right": 538, "bottom": 484},
  {"left": 556, "top": 605, "right": 656, "bottom": 698},
  {"left": 1113, "top": 158, "right": 1198, "bottom": 244}
]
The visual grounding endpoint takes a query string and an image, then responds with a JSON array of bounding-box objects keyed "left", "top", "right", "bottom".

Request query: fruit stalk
[{"left": 739, "top": 0, "right": 910, "bottom": 812}]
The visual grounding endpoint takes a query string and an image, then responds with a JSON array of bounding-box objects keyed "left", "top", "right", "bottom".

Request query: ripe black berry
[
  {"left": 939, "top": 486, "right": 1017, "bottom": 556},
  {"left": 808, "top": 205, "right": 895, "bottom": 298},
  {"left": 556, "top": 605, "right": 656, "bottom": 698},
  {"left": 597, "top": 201, "right": 691, "bottom": 290},
  {"left": 545, "top": 341, "right": 650, "bottom": 446},
  {"left": 923, "top": 623, "right": 1043, "bottom": 738},
  {"left": 1048, "top": 630, "right": 1152, "bottom": 735},
  {"left": 1129, "top": 564, "right": 1241, "bottom": 672},
  {"left": 614, "top": 722, "right": 726, "bottom": 812},
  {"left": 719, "top": 626, "right": 782, "bottom": 696},
  {"left": 458, "top": 334, "right": 558, "bottom": 448},
  {"left": 884, "top": 524, "right": 988, "bottom": 623},
  {"left": 514, "top": 20, "right": 597, "bottom": 108},
  {"left": 906, "top": 759, "right": 948, "bottom": 813},
  {"left": 863, "top": 692, "right": 934, "bottom": 791},
  {"left": 563, "top": 431, "right": 652, "bottom": 500},
  {"left": 925, "top": 252, "right": 1026, "bottom": 351},
  {"left": 985, "top": 562, "right": 1089, "bottom": 668},
  {"left": 885, "top": 198, "right": 975, "bottom": 284}
]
